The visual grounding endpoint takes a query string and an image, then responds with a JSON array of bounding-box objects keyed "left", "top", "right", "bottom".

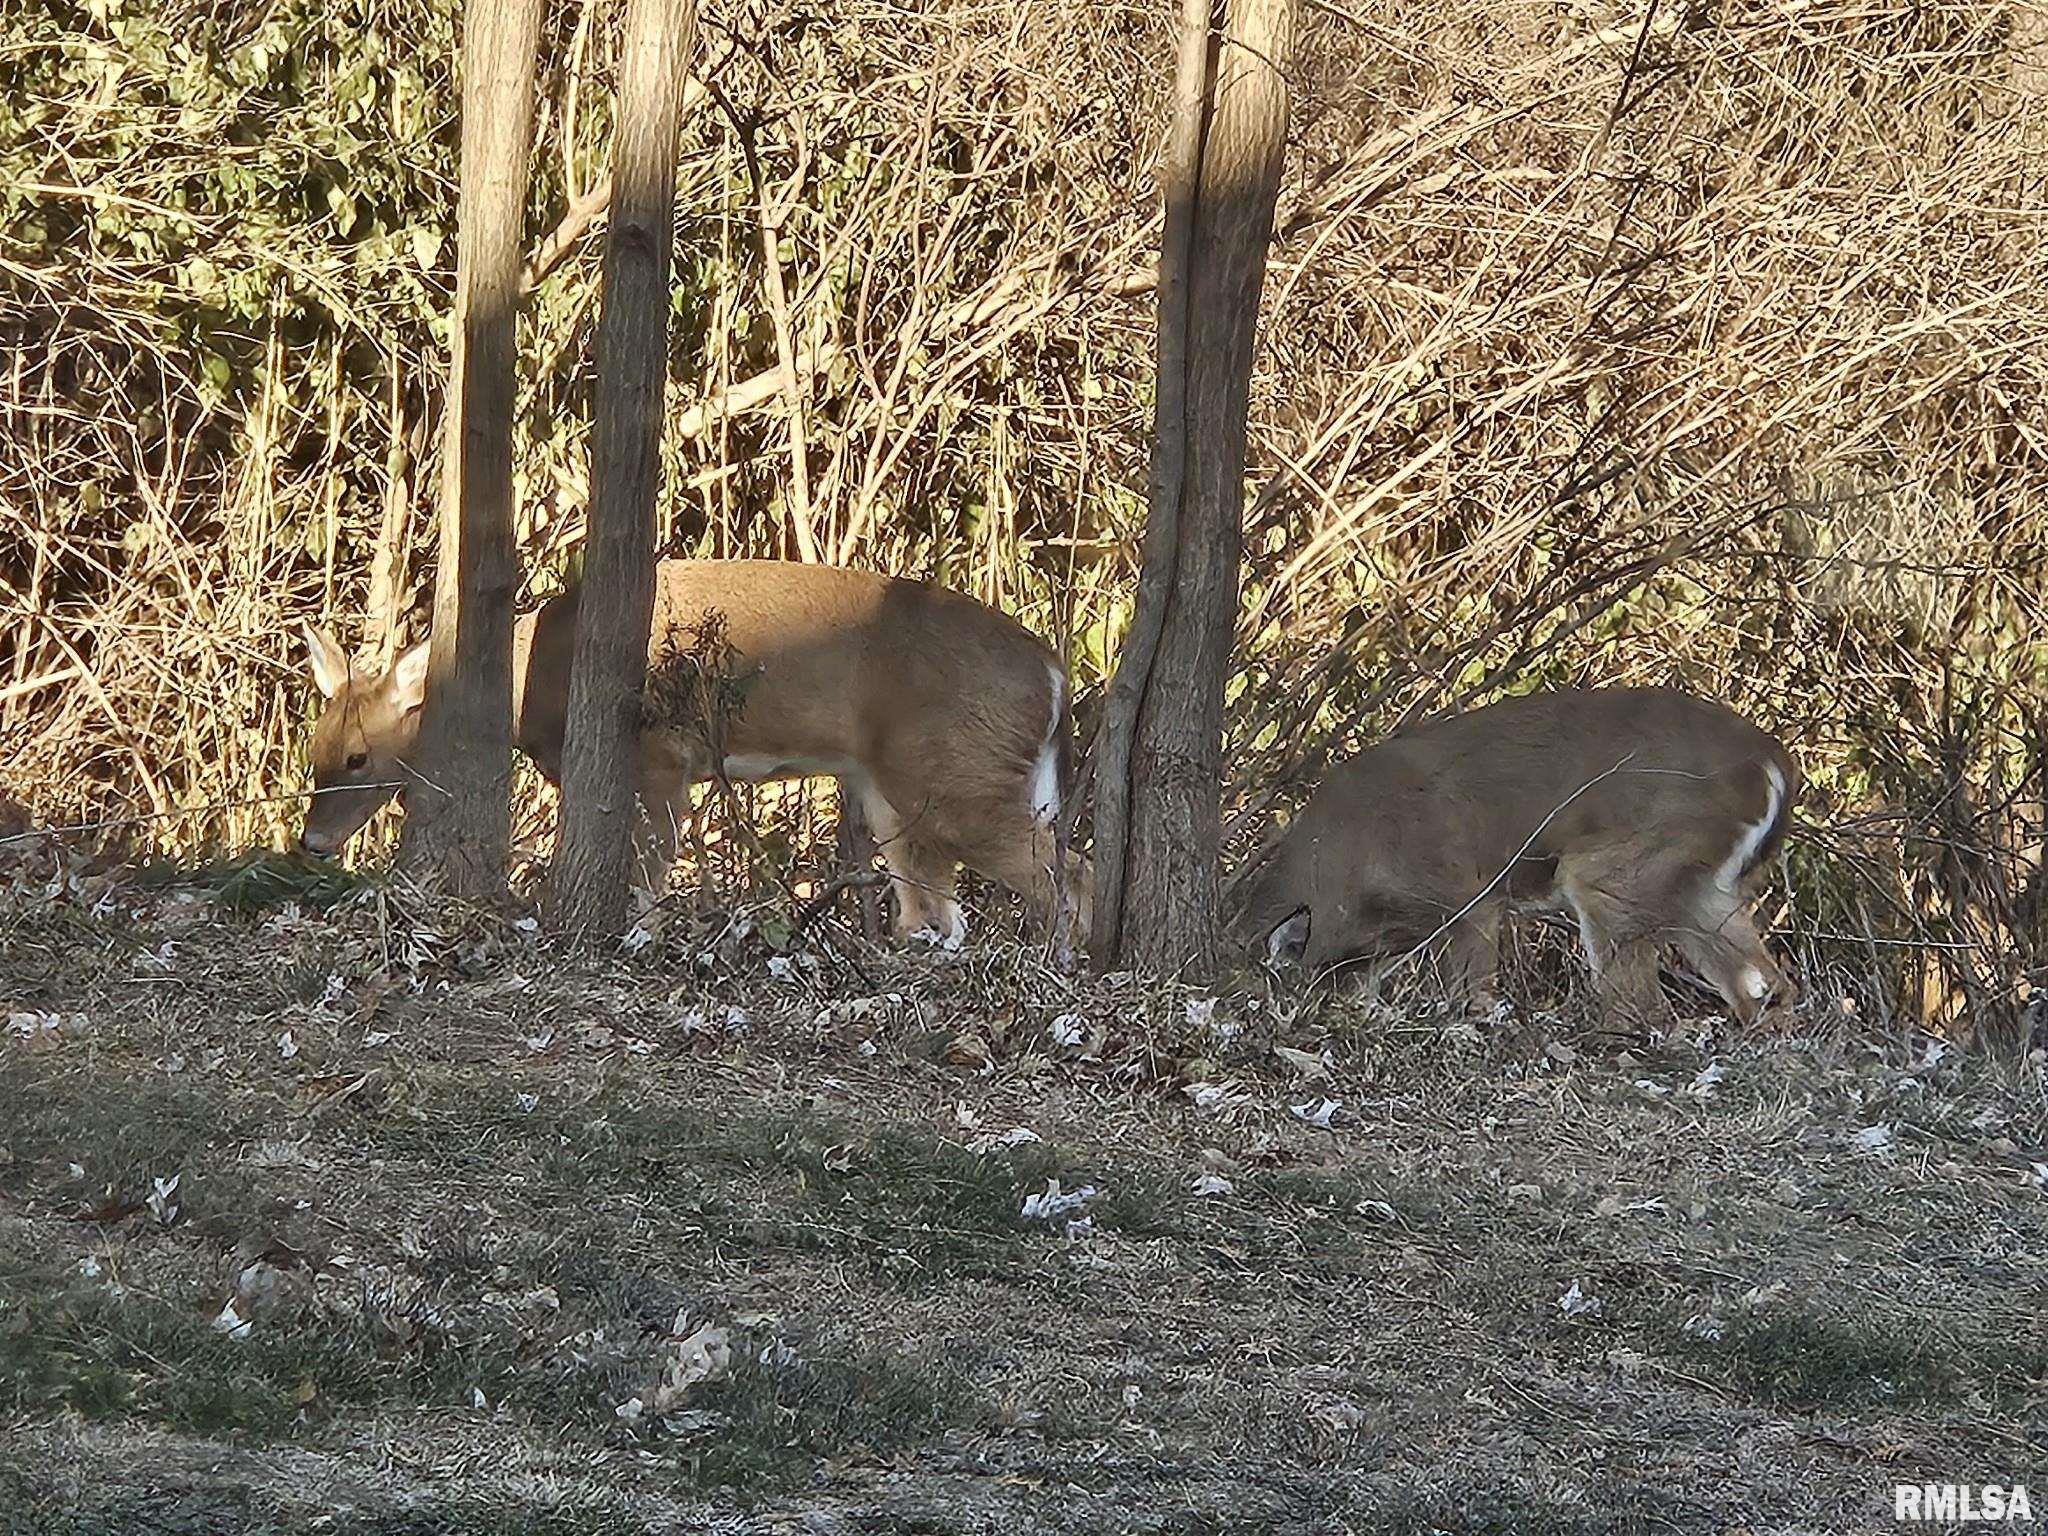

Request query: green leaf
[{"left": 199, "top": 352, "right": 233, "bottom": 397}]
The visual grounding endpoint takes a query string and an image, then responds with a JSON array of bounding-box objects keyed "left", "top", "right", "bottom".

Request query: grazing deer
[
  {"left": 299, "top": 559, "right": 1088, "bottom": 946},
  {"left": 1228, "top": 687, "right": 1798, "bottom": 1026}
]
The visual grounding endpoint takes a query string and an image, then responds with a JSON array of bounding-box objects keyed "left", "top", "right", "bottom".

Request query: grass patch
[
  {"left": 676, "top": 1332, "right": 978, "bottom": 1489},
  {"left": 0, "top": 1061, "right": 256, "bottom": 1201},
  {"left": 412, "top": 1084, "right": 1176, "bottom": 1288},
  {"left": 0, "top": 1251, "right": 539, "bottom": 1439},
  {"left": 1664, "top": 1306, "right": 2045, "bottom": 1410},
  {"left": 135, "top": 850, "right": 380, "bottom": 913},
  {"left": 328, "top": 1511, "right": 660, "bottom": 1536},
  {"left": 8, "top": 1492, "right": 663, "bottom": 1536}
]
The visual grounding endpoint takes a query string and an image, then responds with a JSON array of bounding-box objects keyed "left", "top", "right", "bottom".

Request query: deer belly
[
  {"left": 1504, "top": 851, "right": 1565, "bottom": 913},
  {"left": 718, "top": 752, "right": 859, "bottom": 783}
]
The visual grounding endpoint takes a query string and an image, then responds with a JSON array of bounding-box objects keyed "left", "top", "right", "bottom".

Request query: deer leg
[
  {"left": 1439, "top": 897, "right": 1506, "bottom": 1016},
  {"left": 833, "top": 776, "right": 886, "bottom": 941},
  {"left": 956, "top": 815, "right": 1089, "bottom": 958},
  {"left": 1676, "top": 891, "right": 1791, "bottom": 1027},
  {"left": 897, "top": 837, "right": 964, "bottom": 947},
  {"left": 629, "top": 736, "right": 697, "bottom": 899},
  {"left": 859, "top": 784, "right": 964, "bottom": 946},
  {"left": 628, "top": 781, "right": 687, "bottom": 899},
  {"left": 1559, "top": 860, "right": 1677, "bottom": 1028},
  {"left": 1595, "top": 939, "right": 1672, "bottom": 1028}
]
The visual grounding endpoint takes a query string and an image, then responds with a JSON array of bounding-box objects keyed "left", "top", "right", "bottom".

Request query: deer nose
[{"left": 296, "top": 831, "right": 335, "bottom": 858}]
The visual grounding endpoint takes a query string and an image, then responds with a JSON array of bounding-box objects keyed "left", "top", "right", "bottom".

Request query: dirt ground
[{"left": 2, "top": 859, "right": 2044, "bottom": 1535}]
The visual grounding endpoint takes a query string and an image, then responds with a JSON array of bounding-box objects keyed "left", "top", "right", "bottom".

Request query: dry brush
[{"left": 1, "top": 0, "right": 2043, "bottom": 1032}]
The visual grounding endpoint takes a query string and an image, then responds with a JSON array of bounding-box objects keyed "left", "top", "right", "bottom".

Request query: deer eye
[{"left": 345, "top": 751, "right": 369, "bottom": 771}]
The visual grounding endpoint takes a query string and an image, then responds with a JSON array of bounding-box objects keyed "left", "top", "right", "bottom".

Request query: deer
[
  {"left": 1227, "top": 687, "right": 1799, "bottom": 1027},
  {"left": 299, "top": 559, "right": 1089, "bottom": 949}
]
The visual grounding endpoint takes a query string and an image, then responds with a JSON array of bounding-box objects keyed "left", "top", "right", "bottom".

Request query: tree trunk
[
  {"left": 1090, "top": 0, "right": 1294, "bottom": 975},
  {"left": 547, "top": 0, "right": 698, "bottom": 933},
  {"left": 396, "top": 0, "right": 546, "bottom": 898}
]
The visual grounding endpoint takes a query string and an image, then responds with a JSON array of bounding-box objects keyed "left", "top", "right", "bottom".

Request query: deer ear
[
  {"left": 304, "top": 624, "right": 351, "bottom": 700},
  {"left": 1265, "top": 908, "right": 1311, "bottom": 966},
  {"left": 388, "top": 638, "right": 431, "bottom": 714}
]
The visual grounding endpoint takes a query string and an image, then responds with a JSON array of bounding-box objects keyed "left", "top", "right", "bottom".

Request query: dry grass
[{"left": 3, "top": 855, "right": 2045, "bottom": 1531}]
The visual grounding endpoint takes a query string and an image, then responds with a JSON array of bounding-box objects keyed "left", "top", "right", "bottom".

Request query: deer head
[{"left": 298, "top": 625, "right": 429, "bottom": 856}]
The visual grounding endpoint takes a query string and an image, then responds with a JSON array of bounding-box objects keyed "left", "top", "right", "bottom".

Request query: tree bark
[
  {"left": 397, "top": 0, "right": 546, "bottom": 898},
  {"left": 547, "top": 0, "right": 698, "bottom": 932},
  {"left": 1091, "top": 0, "right": 1294, "bottom": 975}
]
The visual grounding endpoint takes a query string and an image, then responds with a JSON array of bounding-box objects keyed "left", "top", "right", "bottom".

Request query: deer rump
[
  {"left": 522, "top": 560, "right": 1086, "bottom": 945},
  {"left": 1229, "top": 687, "right": 1798, "bottom": 1025}
]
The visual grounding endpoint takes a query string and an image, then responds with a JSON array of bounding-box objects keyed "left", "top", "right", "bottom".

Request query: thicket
[{"left": 3, "top": 0, "right": 2044, "bottom": 1035}]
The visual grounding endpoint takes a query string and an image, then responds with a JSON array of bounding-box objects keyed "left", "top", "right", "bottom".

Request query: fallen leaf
[
  {"left": 651, "top": 1322, "right": 733, "bottom": 1412},
  {"left": 212, "top": 1298, "right": 253, "bottom": 1340},
  {"left": 1273, "top": 1044, "right": 1332, "bottom": 1079},
  {"left": 1185, "top": 1080, "right": 1252, "bottom": 1113},
  {"left": 1687, "top": 1062, "right": 1728, "bottom": 1099},
  {"left": 1557, "top": 1279, "right": 1602, "bottom": 1318},
  {"left": 146, "top": 1174, "right": 181, "bottom": 1226},
  {"left": 945, "top": 1032, "right": 992, "bottom": 1069},
  {"left": 1021, "top": 1178, "right": 1097, "bottom": 1222},
  {"left": 1290, "top": 1097, "right": 1342, "bottom": 1130},
  {"left": 74, "top": 1192, "right": 144, "bottom": 1226}
]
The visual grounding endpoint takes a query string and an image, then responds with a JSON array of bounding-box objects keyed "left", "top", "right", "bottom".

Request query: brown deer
[
  {"left": 1228, "top": 687, "right": 1798, "bottom": 1026},
  {"left": 299, "top": 559, "right": 1088, "bottom": 946}
]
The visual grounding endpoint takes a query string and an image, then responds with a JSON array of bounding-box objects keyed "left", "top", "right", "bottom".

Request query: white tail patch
[
  {"left": 1716, "top": 761, "right": 1786, "bottom": 898},
  {"left": 1027, "top": 662, "right": 1064, "bottom": 828},
  {"left": 1740, "top": 964, "right": 1769, "bottom": 1001},
  {"left": 1575, "top": 906, "right": 1603, "bottom": 977}
]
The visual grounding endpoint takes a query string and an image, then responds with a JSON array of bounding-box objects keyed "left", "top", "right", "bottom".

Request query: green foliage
[
  {"left": 2, "top": 0, "right": 460, "bottom": 387},
  {"left": 139, "top": 850, "right": 380, "bottom": 912}
]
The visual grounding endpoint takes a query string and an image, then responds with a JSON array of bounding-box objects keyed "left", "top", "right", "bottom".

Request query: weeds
[{"left": 138, "top": 852, "right": 381, "bottom": 915}]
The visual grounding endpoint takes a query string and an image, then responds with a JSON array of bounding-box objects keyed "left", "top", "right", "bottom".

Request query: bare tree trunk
[
  {"left": 397, "top": 0, "right": 545, "bottom": 898},
  {"left": 547, "top": 0, "right": 698, "bottom": 932},
  {"left": 1090, "top": 0, "right": 1294, "bottom": 975}
]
